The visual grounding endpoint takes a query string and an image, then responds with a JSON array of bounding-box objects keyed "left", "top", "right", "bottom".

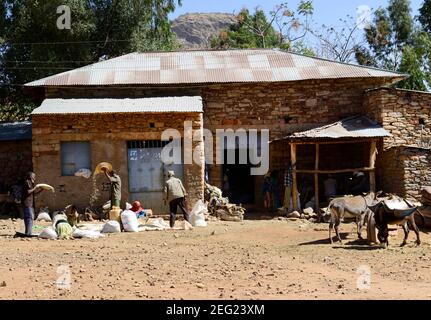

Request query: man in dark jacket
[{"left": 21, "top": 172, "right": 43, "bottom": 236}]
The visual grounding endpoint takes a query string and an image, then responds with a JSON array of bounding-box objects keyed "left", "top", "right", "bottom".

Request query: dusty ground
[{"left": 0, "top": 215, "right": 431, "bottom": 300}]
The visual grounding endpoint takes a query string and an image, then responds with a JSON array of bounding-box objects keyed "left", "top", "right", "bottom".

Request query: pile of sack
[
  {"left": 38, "top": 211, "right": 106, "bottom": 240},
  {"left": 204, "top": 183, "right": 245, "bottom": 222}
]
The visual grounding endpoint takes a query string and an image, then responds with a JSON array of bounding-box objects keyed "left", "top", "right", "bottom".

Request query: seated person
[{"left": 130, "top": 201, "right": 153, "bottom": 219}]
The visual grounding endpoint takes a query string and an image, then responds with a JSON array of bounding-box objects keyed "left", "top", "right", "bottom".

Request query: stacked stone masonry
[
  {"left": 365, "top": 88, "right": 431, "bottom": 201},
  {"left": 32, "top": 112, "right": 204, "bottom": 211}
]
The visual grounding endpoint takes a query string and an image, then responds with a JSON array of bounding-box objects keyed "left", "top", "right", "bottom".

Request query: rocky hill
[{"left": 172, "top": 13, "right": 237, "bottom": 49}]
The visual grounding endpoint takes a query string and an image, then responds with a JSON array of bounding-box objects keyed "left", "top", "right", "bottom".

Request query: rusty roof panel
[{"left": 25, "top": 49, "right": 406, "bottom": 87}]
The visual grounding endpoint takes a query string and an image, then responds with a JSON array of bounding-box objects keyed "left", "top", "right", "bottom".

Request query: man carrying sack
[{"left": 164, "top": 171, "right": 190, "bottom": 228}]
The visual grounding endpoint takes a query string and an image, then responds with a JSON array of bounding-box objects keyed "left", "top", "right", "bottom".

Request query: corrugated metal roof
[
  {"left": 31, "top": 97, "right": 203, "bottom": 115},
  {"left": 25, "top": 49, "right": 406, "bottom": 87},
  {"left": 0, "top": 121, "right": 32, "bottom": 141},
  {"left": 285, "top": 116, "right": 391, "bottom": 140}
]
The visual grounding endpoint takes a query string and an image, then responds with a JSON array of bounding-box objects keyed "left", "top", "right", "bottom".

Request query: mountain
[{"left": 172, "top": 13, "right": 237, "bottom": 49}]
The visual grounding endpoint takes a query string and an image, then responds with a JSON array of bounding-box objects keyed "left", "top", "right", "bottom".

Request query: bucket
[{"left": 109, "top": 206, "right": 122, "bottom": 222}]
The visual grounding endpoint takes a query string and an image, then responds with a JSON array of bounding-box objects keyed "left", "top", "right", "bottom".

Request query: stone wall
[
  {"left": 365, "top": 88, "right": 431, "bottom": 149},
  {"left": 32, "top": 112, "right": 204, "bottom": 212},
  {"left": 0, "top": 140, "right": 33, "bottom": 192},
  {"left": 378, "top": 146, "right": 431, "bottom": 200},
  {"left": 365, "top": 88, "right": 431, "bottom": 200},
  {"left": 41, "top": 77, "right": 391, "bottom": 207},
  {"left": 203, "top": 78, "right": 391, "bottom": 141},
  {"left": 45, "top": 78, "right": 390, "bottom": 141}
]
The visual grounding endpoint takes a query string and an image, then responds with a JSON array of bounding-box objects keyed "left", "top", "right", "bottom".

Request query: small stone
[
  {"left": 287, "top": 211, "right": 301, "bottom": 219},
  {"left": 211, "top": 231, "right": 216, "bottom": 236},
  {"left": 0, "top": 281, "right": 6, "bottom": 287},
  {"left": 303, "top": 207, "right": 314, "bottom": 215},
  {"left": 196, "top": 283, "right": 205, "bottom": 289}
]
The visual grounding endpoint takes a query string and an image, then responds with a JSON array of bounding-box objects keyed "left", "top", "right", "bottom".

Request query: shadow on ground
[{"left": 299, "top": 233, "right": 384, "bottom": 250}]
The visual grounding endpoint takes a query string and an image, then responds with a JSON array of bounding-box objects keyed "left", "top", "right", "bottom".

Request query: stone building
[
  {"left": 22, "top": 49, "right": 431, "bottom": 212},
  {"left": 364, "top": 88, "right": 431, "bottom": 201},
  {"left": 0, "top": 121, "right": 32, "bottom": 192}
]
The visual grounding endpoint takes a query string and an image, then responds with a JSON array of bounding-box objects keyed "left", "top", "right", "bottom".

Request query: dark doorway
[{"left": 223, "top": 149, "right": 255, "bottom": 205}]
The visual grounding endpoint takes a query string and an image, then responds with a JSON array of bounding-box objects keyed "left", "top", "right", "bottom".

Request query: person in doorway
[
  {"left": 222, "top": 170, "right": 231, "bottom": 199},
  {"left": 164, "top": 171, "right": 190, "bottom": 228},
  {"left": 324, "top": 174, "right": 338, "bottom": 201},
  {"left": 21, "top": 172, "right": 44, "bottom": 236},
  {"left": 271, "top": 170, "right": 281, "bottom": 211},
  {"left": 350, "top": 171, "right": 369, "bottom": 195},
  {"left": 283, "top": 165, "right": 293, "bottom": 211},
  {"left": 104, "top": 170, "right": 122, "bottom": 209},
  {"left": 262, "top": 173, "right": 272, "bottom": 211}
]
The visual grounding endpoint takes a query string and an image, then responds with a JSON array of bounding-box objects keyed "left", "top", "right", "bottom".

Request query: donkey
[
  {"left": 371, "top": 201, "right": 425, "bottom": 247},
  {"left": 328, "top": 192, "right": 380, "bottom": 244}
]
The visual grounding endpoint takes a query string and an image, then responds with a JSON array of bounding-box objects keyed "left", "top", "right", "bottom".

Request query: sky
[{"left": 170, "top": 0, "right": 424, "bottom": 26}]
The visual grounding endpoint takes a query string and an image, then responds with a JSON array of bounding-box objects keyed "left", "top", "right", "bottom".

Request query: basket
[{"left": 95, "top": 162, "right": 113, "bottom": 175}]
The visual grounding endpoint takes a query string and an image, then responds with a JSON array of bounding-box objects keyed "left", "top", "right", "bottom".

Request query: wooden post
[
  {"left": 369, "top": 140, "right": 377, "bottom": 193},
  {"left": 291, "top": 143, "right": 299, "bottom": 211},
  {"left": 314, "top": 143, "right": 320, "bottom": 215}
]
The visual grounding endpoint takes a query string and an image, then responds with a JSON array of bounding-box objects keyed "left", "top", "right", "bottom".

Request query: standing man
[
  {"left": 21, "top": 172, "right": 43, "bottom": 236},
  {"left": 283, "top": 164, "right": 293, "bottom": 212},
  {"left": 324, "top": 174, "right": 338, "bottom": 201},
  {"left": 164, "top": 171, "right": 190, "bottom": 228},
  {"left": 105, "top": 169, "right": 122, "bottom": 208}
]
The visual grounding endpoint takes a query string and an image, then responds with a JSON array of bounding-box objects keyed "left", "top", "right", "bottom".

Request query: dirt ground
[{"left": 0, "top": 215, "right": 430, "bottom": 300}]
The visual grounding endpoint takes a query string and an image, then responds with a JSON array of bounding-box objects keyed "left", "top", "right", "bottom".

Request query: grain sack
[
  {"left": 74, "top": 168, "right": 92, "bottom": 179},
  {"left": 73, "top": 229, "right": 105, "bottom": 239},
  {"left": 56, "top": 222, "right": 74, "bottom": 240},
  {"left": 190, "top": 200, "right": 208, "bottom": 227},
  {"left": 36, "top": 210, "right": 52, "bottom": 222},
  {"left": 121, "top": 210, "right": 139, "bottom": 232},
  {"left": 35, "top": 184, "right": 55, "bottom": 192},
  {"left": 38, "top": 227, "right": 57, "bottom": 240},
  {"left": 101, "top": 221, "right": 121, "bottom": 233}
]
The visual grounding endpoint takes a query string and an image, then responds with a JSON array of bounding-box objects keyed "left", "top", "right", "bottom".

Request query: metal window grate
[{"left": 127, "top": 140, "right": 170, "bottom": 149}]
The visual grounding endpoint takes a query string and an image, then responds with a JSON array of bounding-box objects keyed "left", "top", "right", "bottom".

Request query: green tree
[
  {"left": 90, "top": 0, "right": 180, "bottom": 57},
  {"left": 211, "top": 8, "right": 280, "bottom": 49},
  {"left": 355, "top": 0, "right": 430, "bottom": 91},
  {"left": 211, "top": 2, "right": 314, "bottom": 53},
  {"left": 0, "top": 0, "right": 181, "bottom": 121},
  {"left": 419, "top": 0, "right": 431, "bottom": 33}
]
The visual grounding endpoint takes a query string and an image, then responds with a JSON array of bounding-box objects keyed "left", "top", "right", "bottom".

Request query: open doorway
[{"left": 222, "top": 149, "right": 255, "bottom": 205}]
